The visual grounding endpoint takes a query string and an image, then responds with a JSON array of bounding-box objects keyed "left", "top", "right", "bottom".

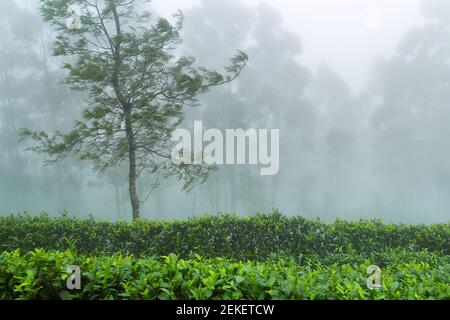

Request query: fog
[
  {"left": 1, "top": 0, "right": 449, "bottom": 223},
  {"left": 153, "top": 0, "right": 425, "bottom": 93}
]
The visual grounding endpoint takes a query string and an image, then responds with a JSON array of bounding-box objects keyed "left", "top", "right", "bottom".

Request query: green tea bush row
[
  {"left": 0, "top": 211, "right": 448, "bottom": 260},
  {"left": 0, "top": 249, "right": 448, "bottom": 300}
]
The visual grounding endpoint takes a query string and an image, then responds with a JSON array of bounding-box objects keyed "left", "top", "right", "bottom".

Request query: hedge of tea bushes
[
  {"left": 0, "top": 249, "right": 448, "bottom": 300},
  {"left": 0, "top": 211, "right": 448, "bottom": 260}
]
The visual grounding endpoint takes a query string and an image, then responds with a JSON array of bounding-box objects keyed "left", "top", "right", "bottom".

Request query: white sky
[{"left": 152, "top": 0, "right": 426, "bottom": 94}]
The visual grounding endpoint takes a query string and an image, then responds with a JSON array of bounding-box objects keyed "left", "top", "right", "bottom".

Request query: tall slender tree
[{"left": 22, "top": 0, "right": 247, "bottom": 220}]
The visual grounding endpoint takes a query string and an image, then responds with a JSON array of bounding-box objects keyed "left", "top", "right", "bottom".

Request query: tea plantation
[{"left": 0, "top": 212, "right": 448, "bottom": 300}]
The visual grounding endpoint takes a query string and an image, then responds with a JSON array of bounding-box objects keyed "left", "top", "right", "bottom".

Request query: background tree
[
  {"left": 22, "top": 0, "right": 248, "bottom": 220},
  {"left": 368, "top": 0, "right": 450, "bottom": 221},
  {"left": 0, "top": 0, "right": 84, "bottom": 213},
  {"left": 182, "top": 1, "right": 313, "bottom": 214}
]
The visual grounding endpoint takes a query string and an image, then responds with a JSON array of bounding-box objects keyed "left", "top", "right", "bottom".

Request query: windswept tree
[{"left": 21, "top": 0, "right": 248, "bottom": 220}]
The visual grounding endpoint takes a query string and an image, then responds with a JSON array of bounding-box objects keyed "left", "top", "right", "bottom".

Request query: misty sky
[
  {"left": 152, "top": 0, "right": 425, "bottom": 94},
  {"left": 3, "top": 0, "right": 449, "bottom": 223}
]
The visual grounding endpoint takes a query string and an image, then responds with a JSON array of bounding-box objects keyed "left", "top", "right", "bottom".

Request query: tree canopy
[{"left": 22, "top": 0, "right": 248, "bottom": 220}]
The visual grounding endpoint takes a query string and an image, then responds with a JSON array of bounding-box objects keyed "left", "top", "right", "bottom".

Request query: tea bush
[
  {"left": 0, "top": 212, "right": 448, "bottom": 260},
  {"left": 0, "top": 249, "right": 448, "bottom": 300}
]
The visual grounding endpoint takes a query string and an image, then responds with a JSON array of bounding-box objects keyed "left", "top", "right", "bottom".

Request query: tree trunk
[
  {"left": 114, "top": 184, "right": 122, "bottom": 220},
  {"left": 156, "top": 188, "right": 163, "bottom": 220},
  {"left": 111, "top": 5, "right": 140, "bottom": 221},
  {"left": 124, "top": 107, "right": 140, "bottom": 221}
]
